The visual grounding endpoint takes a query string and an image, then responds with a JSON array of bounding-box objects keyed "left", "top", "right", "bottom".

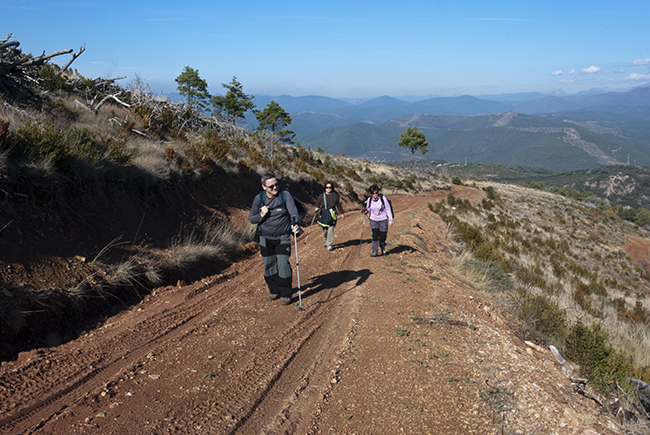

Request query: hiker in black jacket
[
  {"left": 314, "top": 181, "right": 345, "bottom": 251},
  {"left": 249, "top": 173, "right": 300, "bottom": 306}
]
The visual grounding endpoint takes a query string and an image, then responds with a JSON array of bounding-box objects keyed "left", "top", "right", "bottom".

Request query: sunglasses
[
  {"left": 266, "top": 183, "right": 279, "bottom": 189},
  {"left": 371, "top": 191, "right": 379, "bottom": 195},
  {"left": 325, "top": 186, "right": 333, "bottom": 189}
]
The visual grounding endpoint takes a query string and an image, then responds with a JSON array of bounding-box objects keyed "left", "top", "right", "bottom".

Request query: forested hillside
[{"left": 299, "top": 112, "right": 650, "bottom": 170}]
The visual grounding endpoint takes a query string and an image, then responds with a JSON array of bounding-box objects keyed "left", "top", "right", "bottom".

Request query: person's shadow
[
  {"left": 384, "top": 244, "right": 419, "bottom": 255},
  {"left": 333, "top": 242, "right": 419, "bottom": 256},
  {"left": 333, "top": 238, "right": 367, "bottom": 249},
  {"left": 299, "top": 268, "right": 371, "bottom": 302}
]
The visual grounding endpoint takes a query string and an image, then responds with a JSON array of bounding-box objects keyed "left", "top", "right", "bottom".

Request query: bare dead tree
[{"left": 62, "top": 44, "right": 85, "bottom": 71}]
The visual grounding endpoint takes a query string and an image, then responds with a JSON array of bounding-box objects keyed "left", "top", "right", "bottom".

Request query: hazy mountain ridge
[{"left": 254, "top": 85, "right": 650, "bottom": 132}]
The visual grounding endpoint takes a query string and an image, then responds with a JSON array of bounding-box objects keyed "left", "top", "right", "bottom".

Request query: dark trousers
[
  {"left": 370, "top": 219, "right": 388, "bottom": 254},
  {"left": 260, "top": 236, "right": 293, "bottom": 298}
]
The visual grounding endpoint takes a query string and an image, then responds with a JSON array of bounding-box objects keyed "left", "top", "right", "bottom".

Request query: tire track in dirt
[
  {"left": 178, "top": 227, "right": 369, "bottom": 433},
  {"left": 230, "top": 234, "right": 368, "bottom": 434},
  {"left": 0, "top": 270, "right": 262, "bottom": 433}
]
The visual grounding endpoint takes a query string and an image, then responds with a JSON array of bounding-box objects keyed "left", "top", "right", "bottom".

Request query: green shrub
[
  {"left": 565, "top": 321, "right": 630, "bottom": 392},
  {"left": 528, "top": 181, "right": 546, "bottom": 190},
  {"left": 132, "top": 104, "right": 153, "bottom": 129},
  {"left": 185, "top": 144, "right": 214, "bottom": 175},
  {"left": 80, "top": 78, "right": 100, "bottom": 100},
  {"left": 153, "top": 107, "right": 176, "bottom": 134},
  {"left": 294, "top": 159, "right": 307, "bottom": 173},
  {"left": 15, "top": 121, "right": 72, "bottom": 170},
  {"left": 428, "top": 201, "right": 443, "bottom": 214},
  {"left": 246, "top": 147, "right": 266, "bottom": 166},
  {"left": 484, "top": 186, "right": 496, "bottom": 200},
  {"left": 38, "top": 65, "right": 73, "bottom": 93},
  {"left": 451, "top": 176, "right": 463, "bottom": 185},
  {"left": 515, "top": 292, "right": 567, "bottom": 343},
  {"left": 345, "top": 168, "right": 362, "bottom": 182},
  {"left": 481, "top": 198, "right": 493, "bottom": 210},
  {"left": 295, "top": 148, "right": 313, "bottom": 165},
  {"left": 515, "top": 265, "right": 547, "bottom": 289},
  {"left": 204, "top": 134, "right": 230, "bottom": 162},
  {"left": 309, "top": 168, "right": 326, "bottom": 183}
]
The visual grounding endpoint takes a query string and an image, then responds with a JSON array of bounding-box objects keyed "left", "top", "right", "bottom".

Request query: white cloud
[
  {"left": 632, "top": 58, "right": 650, "bottom": 66},
  {"left": 550, "top": 70, "right": 563, "bottom": 76},
  {"left": 581, "top": 65, "right": 600, "bottom": 73},
  {"left": 625, "top": 73, "right": 650, "bottom": 81},
  {"left": 568, "top": 69, "right": 575, "bottom": 75},
  {"left": 560, "top": 79, "right": 574, "bottom": 84}
]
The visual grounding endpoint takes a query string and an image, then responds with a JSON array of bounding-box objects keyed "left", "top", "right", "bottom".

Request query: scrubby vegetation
[{"left": 435, "top": 182, "right": 650, "bottom": 405}]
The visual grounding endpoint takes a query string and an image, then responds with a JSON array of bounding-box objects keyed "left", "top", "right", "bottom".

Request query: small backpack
[{"left": 366, "top": 194, "right": 394, "bottom": 219}]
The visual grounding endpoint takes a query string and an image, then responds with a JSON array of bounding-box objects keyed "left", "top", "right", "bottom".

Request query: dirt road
[{"left": 0, "top": 186, "right": 621, "bottom": 434}]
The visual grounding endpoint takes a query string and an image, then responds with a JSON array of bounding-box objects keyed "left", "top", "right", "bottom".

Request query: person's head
[
  {"left": 368, "top": 184, "right": 380, "bottom": 197},
  {"left": 261, "top": 172, "right": 279, "bottom": 197},
  {"left": 323, "top": 181, "right": 335, "bottom": 193}
]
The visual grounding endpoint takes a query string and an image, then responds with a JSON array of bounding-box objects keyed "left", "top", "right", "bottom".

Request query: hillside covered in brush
[{"left": 402, "top": 161, "right": 650, "bottom": 212}]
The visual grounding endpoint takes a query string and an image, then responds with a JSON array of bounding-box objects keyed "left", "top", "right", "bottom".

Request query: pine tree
[
  {"left": 174, "top": 66, "right": 210, "bottom": 113},
  {"left": 398, "top": 126, "right": 429, "bottom": 169},
  {"left": 209, "top": 77, "right": 255, "bottom": 124},
  {"left": 255, "top": 100, "right": 295, "bottom": 143}
]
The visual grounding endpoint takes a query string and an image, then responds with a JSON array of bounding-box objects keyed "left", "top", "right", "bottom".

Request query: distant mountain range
[
  {"left": 163, "top": 85, "right": 650, "bottom": 172},
  {"left": 280, "top": 86, "right": 650, "bottom": 171},
  {"left": 248, "top": 85, "right": 650, "bottom": 132}
]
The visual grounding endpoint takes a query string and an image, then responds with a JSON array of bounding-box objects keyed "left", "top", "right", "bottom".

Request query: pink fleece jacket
[{"left": 366, "top": 195, "right": 393, "bottom": 224}]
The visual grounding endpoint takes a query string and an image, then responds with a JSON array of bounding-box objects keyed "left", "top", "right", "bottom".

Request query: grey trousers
[
  {"left": 321, "top": 225, "right": 335, "bottom": 247},
  {"left": 370, "top": 219, "right": 388, "bottom": 254}
]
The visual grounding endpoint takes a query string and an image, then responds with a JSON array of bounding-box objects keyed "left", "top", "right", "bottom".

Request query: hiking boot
[
  {"left": 370, "top": 252, "right": 377, "bottom": 257},
  {"left": 280, "top": 297, "right": 292, "bottom": 306},
  {"left": 381, "top": 248, "right": 386, "bottom": 255},
  {"left": 267, "top": 294, "right": 280, "bottom": 301},
  {"left": 327, "top": 245, "right": 333, "bottom": 251}
]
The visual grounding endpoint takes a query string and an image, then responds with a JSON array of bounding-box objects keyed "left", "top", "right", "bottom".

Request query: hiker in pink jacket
[{"left": 364, "top": 184, "right": 393, "bottom": 256}]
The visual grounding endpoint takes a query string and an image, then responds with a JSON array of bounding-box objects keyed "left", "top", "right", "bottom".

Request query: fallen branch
[
  {"left": 94, "top": 93, "right": 130, "bottom": 112},
  {"left": 15, "top": 48, "right": 73, "bottom": 67},
  {"left": 574, "top": 382, "right": 603, "bottom": 406},
  {"left": 62, "top": 44, "right": 85, "bottom": 71}
]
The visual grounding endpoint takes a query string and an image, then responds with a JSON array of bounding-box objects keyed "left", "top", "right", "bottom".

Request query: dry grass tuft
[{"left": 163, "top": 218, "right": 239, "bottom": 270}]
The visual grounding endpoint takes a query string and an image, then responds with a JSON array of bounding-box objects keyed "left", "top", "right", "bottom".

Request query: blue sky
[{"left": 3, "top": 0, "right": 650, "bottom": 99}]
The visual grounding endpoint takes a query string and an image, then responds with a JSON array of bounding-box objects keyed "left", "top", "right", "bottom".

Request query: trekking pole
[
  {"left": 294, "top": 232, "right": 303, "bottom": 310},
  {"left": 358, "top": 213, "right": 367, "bottom": 258},
  {"left": 304, "top": 212, "right": 318, "bottom": 244}
]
